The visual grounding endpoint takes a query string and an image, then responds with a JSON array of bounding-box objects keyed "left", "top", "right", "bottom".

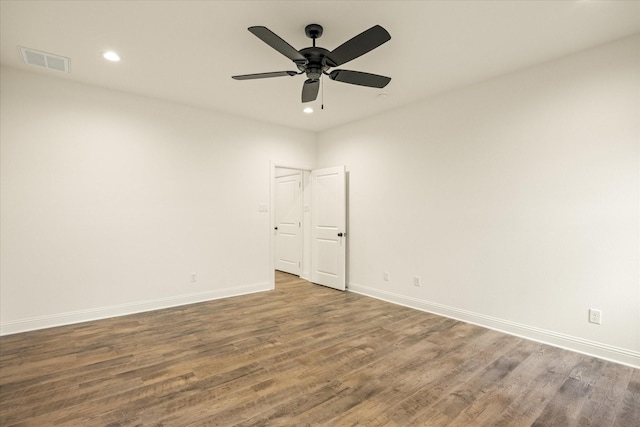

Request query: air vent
[{"left": 19, "top": 47, "right": 70, "bottom": 73}]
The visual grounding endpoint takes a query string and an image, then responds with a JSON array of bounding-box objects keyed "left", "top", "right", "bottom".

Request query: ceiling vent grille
[{"left": 19, "top": 47, "right": 70, "bottom": 73}]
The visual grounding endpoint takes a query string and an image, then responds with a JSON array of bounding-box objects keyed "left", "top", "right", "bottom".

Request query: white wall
[
  {"left": 2, "top": 35, "right": 638, "bottom": 368},
  {"left": 317, "top": 35, "right": 640, "bottom": 367},
  {"left": 0, "top": 66, "right": 316, "bottom": 334}
]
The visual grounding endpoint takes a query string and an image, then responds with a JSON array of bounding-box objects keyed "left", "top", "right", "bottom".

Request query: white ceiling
[{"left": 1, "top": 1, "right": 639, "bottom": 132}]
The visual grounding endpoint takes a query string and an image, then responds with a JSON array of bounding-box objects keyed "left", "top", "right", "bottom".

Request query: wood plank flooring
[{"left": 1, "top": 272, "right": 638, "bottom": 426}]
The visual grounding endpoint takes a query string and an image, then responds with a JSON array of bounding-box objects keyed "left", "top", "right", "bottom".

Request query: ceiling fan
[{"left": 232, "top": 24, "right": 391, "bottom": 103}]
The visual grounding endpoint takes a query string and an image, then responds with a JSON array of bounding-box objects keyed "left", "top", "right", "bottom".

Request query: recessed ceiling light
[
  {"left": 103, "top": 51, "right": 120, "bottom": 62},
  {"left": 303, "top": 107, "right": 314, "bottom": 114}
]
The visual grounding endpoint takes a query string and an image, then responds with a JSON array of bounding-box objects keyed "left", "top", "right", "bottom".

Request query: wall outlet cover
[{"left": 589, "top": 309, "right": 602, "bottom": 325}]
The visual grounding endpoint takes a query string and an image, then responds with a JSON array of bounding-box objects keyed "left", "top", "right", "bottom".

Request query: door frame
[{"left": 269, "top": 161, "right": 312, "bottom": 289}]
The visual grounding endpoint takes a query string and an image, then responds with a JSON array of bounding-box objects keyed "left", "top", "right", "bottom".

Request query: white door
[
  {"left": 310, "top": 166, "right": 346, "bottom": 291},
  {"left": 275, "top": 173, "right": 302, "bottom": 275}
]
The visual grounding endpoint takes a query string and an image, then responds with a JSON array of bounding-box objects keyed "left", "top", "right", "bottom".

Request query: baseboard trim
[
  {"left": 0, "top": 282, "right": 272, "bottom": 336},
  {"left": 347, "top": 282, "right": 639, "bottom": 369}
]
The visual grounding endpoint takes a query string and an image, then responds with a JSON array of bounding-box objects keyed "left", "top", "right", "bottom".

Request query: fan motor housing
[{"left": 298, "top": 47, "right": 332, "bottom": 80}]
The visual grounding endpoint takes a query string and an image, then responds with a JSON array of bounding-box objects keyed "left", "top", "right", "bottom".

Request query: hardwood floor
[{"left": 1, "top": 272, "right": 638, "bottom": 426}]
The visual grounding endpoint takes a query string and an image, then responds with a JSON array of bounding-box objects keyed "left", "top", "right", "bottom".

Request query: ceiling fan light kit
[{"left": 232, "top": 23, "right": 391, "bottom": 103}]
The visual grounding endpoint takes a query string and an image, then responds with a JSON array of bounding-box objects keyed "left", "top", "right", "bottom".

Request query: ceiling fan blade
[
  {"left": 248, "top": 26, "right": 307, "bottom": 64},
  {"left": 329, "top": 70, "right": 391, "bottom": 88},
  {"left": 302, "top": 79, "right": 319, "bottom": 103},
  {"left": 327, "top": 25, "right": 391, "bottom": 67},
  {"left": 232, "top": 71, "right": 298, "bottom": 80}
]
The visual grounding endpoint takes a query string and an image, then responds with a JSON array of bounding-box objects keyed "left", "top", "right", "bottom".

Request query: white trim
[
  {"left": 0, "top": 282, "right": 271, "bottom": 336},
  {"left": 347, "top": 281, "right": 640, "bottom": 369}
]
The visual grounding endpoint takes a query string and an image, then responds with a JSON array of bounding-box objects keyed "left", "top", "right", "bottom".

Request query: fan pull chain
[{"left": 321, "top": 75, "right": 324, "bottom": 110}]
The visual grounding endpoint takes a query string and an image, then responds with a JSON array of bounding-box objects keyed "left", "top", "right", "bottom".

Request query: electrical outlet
[
  {"left": 589, "top": 309, "right": 602, "bottom": 325},
  {"left": 190, "top": 272, "right": 197, "bottom": 283},
  {"left": 413, "top": 276, "right": 421, "bottom": 287},
  {"left": 383, "top": 272, "right": 389, "bottom": 282}
]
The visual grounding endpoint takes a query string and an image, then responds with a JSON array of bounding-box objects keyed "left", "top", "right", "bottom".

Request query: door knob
[
  {"left": 274, "top": 227, "right": 278, "bottom": 230},
  {"left": 337, "top": 232, "right": 343, "bottom": 237}
]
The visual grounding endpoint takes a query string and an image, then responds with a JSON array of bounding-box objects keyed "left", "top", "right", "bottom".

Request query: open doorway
[
  {"left": 271, "top": 166, "right": 311, "bottom": 288},
  {"left": 270, "top": 163, "right": 347, "bottom": 291}
]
